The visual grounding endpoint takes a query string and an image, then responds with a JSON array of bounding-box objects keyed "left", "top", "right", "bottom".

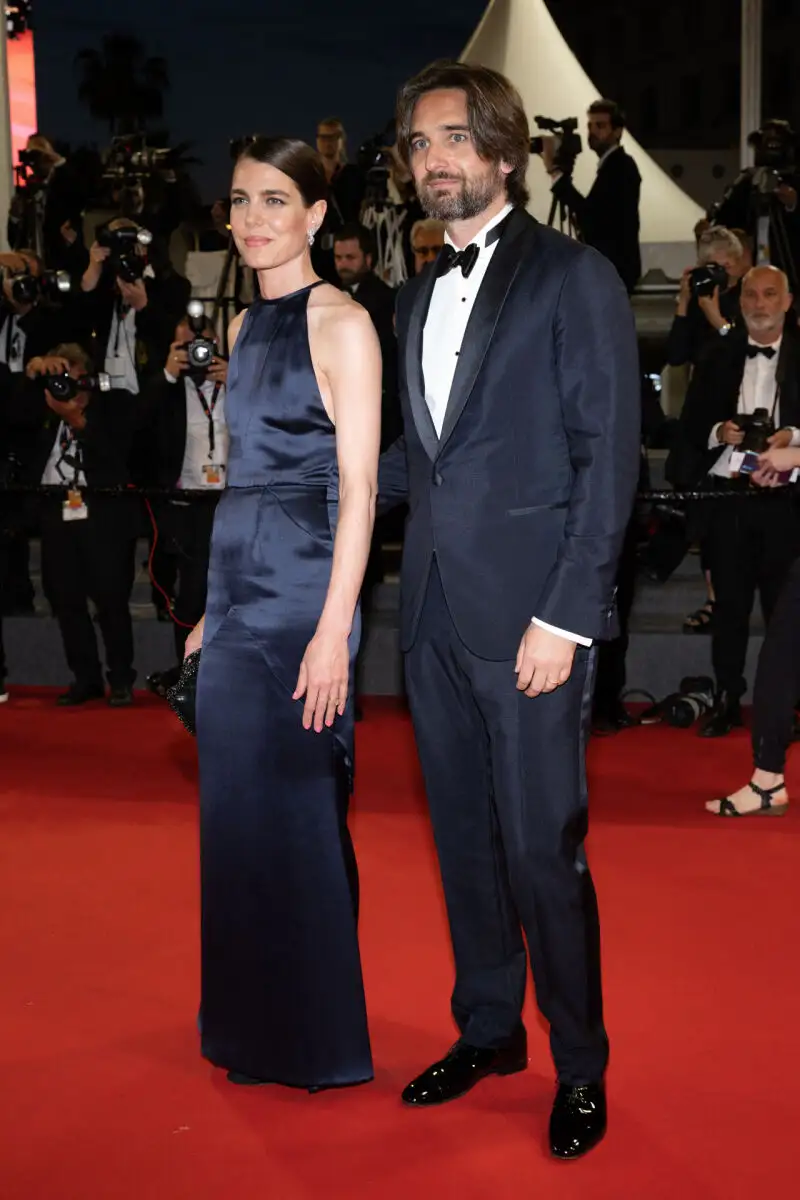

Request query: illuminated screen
[{"left": 7, "top": 31, "right": 37, "bottom": 166}]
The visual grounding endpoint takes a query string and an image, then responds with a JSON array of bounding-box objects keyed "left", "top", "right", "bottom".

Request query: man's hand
[
  {"left": 718, "top": 419, "right": 744, "bottom": 446},
  {"left": 118, "top": 277, "right": 148, "bottom": 311},
  {"left": 207, "top": 356, "right": 228, "bottom": 386},
  {"left": 698, "top": 286, "right": 726, "bottom": 330},
  {"left": 26, "top": 354, "right": 70, "bottom": 379},
  {"left": 777, "top": 183, "right": 798, "bottom": 211},
  {"left": 45, "top": 396, "right": 87, "bottom": 430},
  {"left": 165, "top": 339, "right": 188, "bottom": 379},
  {"left": 515, "top": 624, "right": 577, "bottom": 697},
  {"left": 81, "top": 241, "right": 110, "bottom": 292},
  {"left": 767, "top": 428, "right": 794, "bottom": 450},
  {"left": 753, "top": 444, "right": 800, "bottom": 486}
]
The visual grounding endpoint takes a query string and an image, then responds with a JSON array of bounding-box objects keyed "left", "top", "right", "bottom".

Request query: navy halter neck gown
[{"left": 196, "top": 282, "right": 373, "bottom": 1088}]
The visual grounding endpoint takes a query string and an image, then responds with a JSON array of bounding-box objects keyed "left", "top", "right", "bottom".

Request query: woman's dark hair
[
  {"left": 236, "top": 137, "right": 328, "bottom": 208},
  {"left": 395, "top": 60, "right": 530, "bottom": 207}
]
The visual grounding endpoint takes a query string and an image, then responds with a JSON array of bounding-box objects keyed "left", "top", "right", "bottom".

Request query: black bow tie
[
  {"left": 437, "top": 242, "right": 480, "bottom": 279},
  {"left": 746, "top": 344, "right": 777, "bottom": 359}
]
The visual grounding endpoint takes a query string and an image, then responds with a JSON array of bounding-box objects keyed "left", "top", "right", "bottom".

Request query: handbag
[{"left": 166, "top": 650, "right": 200, "bottom": 737}]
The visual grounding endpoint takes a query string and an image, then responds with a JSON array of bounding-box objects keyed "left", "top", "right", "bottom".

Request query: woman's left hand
[{"left": 293, "top": 630, "right": 349, "bottom": 732}]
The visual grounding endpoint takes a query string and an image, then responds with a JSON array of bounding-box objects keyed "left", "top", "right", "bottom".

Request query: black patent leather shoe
[
  {"left": 549, "top": 1082, "right": 606, "bottom": 1159},
  {"left": 698, "top": 693, "right": 743, "bottom": 739},
  {"left": 401, "top": 1028, "right": 527, "bottom": 1106},
  {"left": 57, "top": 682, "right": 105, "bottom": 707}
]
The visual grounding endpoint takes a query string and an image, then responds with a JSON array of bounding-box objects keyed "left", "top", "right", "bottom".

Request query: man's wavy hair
[{"left": 395, "top": 60, "right": 530, "bottom": 207}]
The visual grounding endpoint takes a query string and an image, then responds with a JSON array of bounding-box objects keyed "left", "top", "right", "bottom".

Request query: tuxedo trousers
[{"left": 404, "top": 563, "right": 609, "bottom": 1086}]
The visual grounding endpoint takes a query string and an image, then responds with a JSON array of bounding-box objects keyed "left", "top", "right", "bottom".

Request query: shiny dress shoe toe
[
  {"left": 549, "top": 1082, "right": 606, "bottom": 1159},
  {"left": 226, "top": 1070, "right": 269, "bottom": 1086},
  {"left": 402, "top": 1028, "right": 527, "bottom": 1106},
  {"left": 699, "top": 696, "right": 743, "bottom": 739}
]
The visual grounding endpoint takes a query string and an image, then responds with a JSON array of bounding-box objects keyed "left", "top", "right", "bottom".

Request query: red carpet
[{"left": 1, "top": 692, "right": 799, "bottom": 1199}]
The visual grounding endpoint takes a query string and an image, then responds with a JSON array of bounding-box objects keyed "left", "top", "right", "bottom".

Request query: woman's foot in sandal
[
  {"left": 705, "top": 769, "right": 789, "bottom": 816},
  {"left": 683, "top": 600, "right": 715, "bottom": 633}
]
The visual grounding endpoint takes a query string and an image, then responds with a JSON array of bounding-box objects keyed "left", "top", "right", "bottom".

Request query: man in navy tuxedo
[{"left": 379, "top": 60, "right": 640, "bottom": 1159}]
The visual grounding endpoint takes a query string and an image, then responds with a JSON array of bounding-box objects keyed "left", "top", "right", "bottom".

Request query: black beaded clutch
[{"left": 166, "top": 650, "right": 200, "bottom": 737}]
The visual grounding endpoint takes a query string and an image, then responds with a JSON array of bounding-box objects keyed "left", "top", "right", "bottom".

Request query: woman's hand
[
  {"left": 293, "top": 629, "right": 349, "bottom": 732},
  {"left": 185, "top": 615, "right": 205, "bottom": 657}
]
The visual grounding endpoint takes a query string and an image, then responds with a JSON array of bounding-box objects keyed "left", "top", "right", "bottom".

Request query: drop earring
[{"left": 308, "top": 226, "right": 317, "bottom": 247}]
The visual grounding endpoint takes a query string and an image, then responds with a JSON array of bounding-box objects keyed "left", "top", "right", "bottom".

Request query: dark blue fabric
[{"left": 196, "top": 283, "right": 373, "bottom": 1088}]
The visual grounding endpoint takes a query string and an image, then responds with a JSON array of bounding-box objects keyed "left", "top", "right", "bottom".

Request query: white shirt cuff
[
  {"left": 531, "top": 618, "right": 592, "bottom": 647},
  {"left": 789, "top": 427, "right": 800, "bottom": 447},
  {"left": 709, "top": 423, "right": 723, "bottom": 449},
  {"left": 164, "top": 368, "right": 178, "bottom": 384}
]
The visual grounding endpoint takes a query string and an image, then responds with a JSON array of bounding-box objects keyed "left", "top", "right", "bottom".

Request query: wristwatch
[{"left": 718, "top": 323, "right": 733, "bottom": 337}]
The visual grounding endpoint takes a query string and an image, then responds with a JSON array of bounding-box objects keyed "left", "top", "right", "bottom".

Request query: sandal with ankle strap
[{"left": 714, "top": 780, "right": 789, "bottom": 817}]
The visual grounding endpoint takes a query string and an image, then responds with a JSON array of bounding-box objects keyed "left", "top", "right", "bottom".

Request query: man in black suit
[
  {"left": 8, "top": 343, "right": 140, "bottom": 706},
  {"left": 543, "top": 98, "right": 642, "bottom": 294},
  {"left": 379, "top": 61, "right": 640, "bottom": 1158},
  {"left": 674, "top": 265, "right": 800, "bottom": 736}
]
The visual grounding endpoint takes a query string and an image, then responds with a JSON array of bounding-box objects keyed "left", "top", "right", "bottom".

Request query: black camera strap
[{"left": 190, "top": 379, "right": 222, "bottom": 459}]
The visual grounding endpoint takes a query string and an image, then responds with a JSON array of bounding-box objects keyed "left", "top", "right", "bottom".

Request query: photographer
[
  {"left": 77, "top": 218, "right": 190, "bottom": 402},
  {"left": 710, "top": 120, "right": 800, "bottom": 287},
  {"left": 674, "top": 265, "right": 800, "bottom": 736},
  {"left": 8, "top": 345, "right": 140, "bottom": 706},
  {"left": 312, "top": 117, "right": 366, "bottom": 285},
  {"left": 667, "top": 227, "right": 747, "bottom": 368},
  {"left": 7, "top": 135, "right": 85, "bottom": 272},
  {"left": 542, "top": 99, "right": 641, "bottom": 294},
  {"left": 139, "top": 309, "right": 228, "bottom": 689}
]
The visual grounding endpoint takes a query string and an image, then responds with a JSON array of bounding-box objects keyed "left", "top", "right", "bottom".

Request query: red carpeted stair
[{"left": 1, "top": 691, "right": 798, "bottom": 1199}]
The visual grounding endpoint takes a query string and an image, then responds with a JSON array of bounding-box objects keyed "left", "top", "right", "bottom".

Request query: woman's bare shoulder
[{"left": 308, "top": 283, "right": 373, "bottom": 336}]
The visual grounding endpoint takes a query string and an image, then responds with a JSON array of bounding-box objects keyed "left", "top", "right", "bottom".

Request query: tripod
[
  {"left": 752, "top": 188, "right": 798, "bottom": 295},
  {"left": 210, "top": 233, "right": 244, "bottom": 355},
  {"left": 546, "top": 188, "right": 577, "bottom": 239},
  {"left": 9, "top": 167, "right": 46, "bottom": 259}
]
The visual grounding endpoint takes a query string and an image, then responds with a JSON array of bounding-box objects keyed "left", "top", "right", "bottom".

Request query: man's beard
[
  {"left": 418, "top": 165, "right": 506, "bottom": 222},
  {"left": 746, "top": 314, "right": 781, "bottom": 335}
]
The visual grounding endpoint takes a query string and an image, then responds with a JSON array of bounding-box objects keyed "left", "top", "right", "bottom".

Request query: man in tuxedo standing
[{"left": 379, "top": 60, "right": 640, "bottom": 1158}]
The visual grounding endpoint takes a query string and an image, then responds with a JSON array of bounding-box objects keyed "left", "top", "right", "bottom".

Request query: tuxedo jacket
[
  {"left": 552, "top": 146, "right": 642, "bottom": 293},
  {"left": 672, "top": 326, "right": 800, "bottom": 486},
  {"left": 378, "top": 206, "right": 641, "bottom": 660}
]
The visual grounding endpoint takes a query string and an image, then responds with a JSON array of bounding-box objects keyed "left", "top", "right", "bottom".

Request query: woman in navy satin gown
[{"left": 187, "top": 137, "right": 381, "bottom": 1089}]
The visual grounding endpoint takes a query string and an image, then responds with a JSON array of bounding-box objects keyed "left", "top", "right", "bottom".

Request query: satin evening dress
[{"left": 196, "top": 281, "right": 373, "bottom": 1089}]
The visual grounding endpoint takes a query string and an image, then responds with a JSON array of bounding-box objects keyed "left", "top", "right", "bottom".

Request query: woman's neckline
[{"left": 256, "top": 280, "right": 325, "bottom": 306}]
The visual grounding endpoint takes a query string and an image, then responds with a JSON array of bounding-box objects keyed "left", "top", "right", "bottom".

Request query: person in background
[
  {"left": 312, "top": 117, "right": 365, "bottom": 284},
  {"left": 410, "top": 217, "right": 445, "bottom": 275},
  {"left": 7, "top": 134, "right": 86, "bottom": 272},
  {"left": 667, "top": 227, "right": 747, "bottom": 369}
]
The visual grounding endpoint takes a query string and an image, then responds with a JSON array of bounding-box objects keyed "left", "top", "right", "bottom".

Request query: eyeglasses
[{"left": 413, "top": 244, "right": 443, "bottom": 260}]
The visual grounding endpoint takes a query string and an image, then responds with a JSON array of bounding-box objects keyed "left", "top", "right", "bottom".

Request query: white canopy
[{"left": 463, "top": 0, "right": 704, "bottom": 276}]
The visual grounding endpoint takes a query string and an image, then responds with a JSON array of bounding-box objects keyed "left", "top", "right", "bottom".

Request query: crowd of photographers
[{"left": 3, "top": 109, "right": 800, "bottom": 746}]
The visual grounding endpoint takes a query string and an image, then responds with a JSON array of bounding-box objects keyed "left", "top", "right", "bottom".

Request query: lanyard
[
  {"left": 191, "top": 379, "right": 222, "bottom": 459},
  {"left": 55, "top": 422, "right": 83, "bottom": 486}
]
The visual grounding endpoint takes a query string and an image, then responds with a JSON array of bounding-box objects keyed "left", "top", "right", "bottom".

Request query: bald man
[{"left": 675, "top": 263, "right": 800, "bottom": 736}]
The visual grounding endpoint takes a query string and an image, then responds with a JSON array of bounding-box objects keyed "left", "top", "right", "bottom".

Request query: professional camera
[
  {"left": 689, "top": 261, "right": 729, "bottom": 298},
  {"left": 530, "top": 116, "right": 583, "bottom": 175},
  {"left": 357, "top": 121, "right": 397, "bottom": 208},
  {"left": 6, "top": 267, "right": 72, "bottom": 307},
  {"left": 183, "top": 300, "right": 217, "bottom": 373},
  {"left": 641, "top": 676, "right": 715, "bottom": 728},
  {"left": 736, "top": 407, "right": 775, "bottom": 453},
  {"left": 97, "top": 224, "right": 153, "bottom": 282},
  {"left": 40, "top": 371, "right": 111, "bottom": 401},
  {"left": 103, "top": 134, "right": 172, "bottom": 184}
]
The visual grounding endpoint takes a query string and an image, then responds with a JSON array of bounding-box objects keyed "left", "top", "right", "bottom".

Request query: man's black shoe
[
  {"left": 57, "top": 682, "right": 105, "bottom": 707},
  {"left": 592, "top": 700, "right": 638, "bottom": 735},
  {"left": 146, "top": 666, "right": 181, "bottom": 698},
  {"left": 108, "top": 685, "right": 134, "bottom": 708},
  {"left": 698, "top": 693, "right": 743, "bottom": 738},
  {"left": 549, "top": 1082, "right": 607, "bottom": 1159},
  {"left": 401, "top": 1028, "right": 527, "bottom": 1106}
]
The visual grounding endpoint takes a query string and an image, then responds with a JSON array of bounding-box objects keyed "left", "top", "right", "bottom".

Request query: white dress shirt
[
  {"left": 105, "top": 306, "right": 139, "bottom": 395},
  {"left": 170, "top": 373, "right": 229, "bottom": 489},
  {"left": 421, "top": 203, "right": 590, "bottom": 647},
  {"left": 708, "top": 335, "right": 799, "bottom": 476},
  {"left": 0, "top": 313, "right": 26, "bottom": 373}
]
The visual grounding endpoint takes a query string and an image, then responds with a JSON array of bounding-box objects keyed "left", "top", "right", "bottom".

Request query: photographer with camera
[
  {"left": 310, "top": 117, "right": 366, "bottom": 285},
  {"left": 77, "top": 218, "right": 190, "bottom": 402},
  {"left": 674, "top": 265, "right": 800, "bottom": 736},
  {"left": 540, "top": 100, "right": 641, "bottom": 294},
  {"left": 7, "top": 135, "right": 85, "bottom": 272},
  {"left": 710, "top": 120, "right": 800, "bottom": 290},
  {"left": 138, "top": 304, "right": 228, "bottom": 694},
  {"left": 5, "top": 344, "right": 139, "bottom": 706},
  {"left": 667, "top": 227, "right": 747, "bottom": 368}
]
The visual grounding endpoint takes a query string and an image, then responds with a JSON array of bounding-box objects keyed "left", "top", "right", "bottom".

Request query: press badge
[
  {"left": 63, "top": 488, "right": 88, "bottom": 521},
  {"left": 203, "top": 463, "right": 224, "bottom": 485}
]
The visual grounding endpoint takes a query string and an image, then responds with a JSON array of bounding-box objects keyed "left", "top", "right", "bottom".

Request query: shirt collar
[
  {"left": 444, "top": 202, "right": 514, "bottom": 252},
  {"left": 598, "top": 143, "right": 621, "bottom": 168},
  {"left": 748, "top": 334, "right": 782, "bottom": 352}
]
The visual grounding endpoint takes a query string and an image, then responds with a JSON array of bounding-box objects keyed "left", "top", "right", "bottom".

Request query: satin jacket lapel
[
  {"left": 438, "top": 209, "right": 533, "bottom": 453},
  {"left": 404, "top": 265, "right": 439, "bottom": 461}
]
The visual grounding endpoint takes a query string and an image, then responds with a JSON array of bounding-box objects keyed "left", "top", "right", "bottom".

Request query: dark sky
[{"left": 35, "top": 0, "right": 486, "bottom": 200}]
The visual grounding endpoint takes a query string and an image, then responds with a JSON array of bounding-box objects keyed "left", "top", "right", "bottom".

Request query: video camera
[
  {"left": 530, "top": 116, "right": 583, "bottom": 175},
  {"left": 358, "top": 120, "right": 397, "bottom": 209},
  {"left": 183, "top": 300, "right": 217, "bottom": 374},
  {"left": 97, "top": 224, "right": 153, "bottom": 283},
  {"left": 103, "top": 134, "right": 173, "bottom": 184},
  {"left": 40, "top": 371, "right": 111, "bottom": 401},
  {"left": 6, "top": 267, "right": 72, "bottom": 306},
  {"left": 689, "top": 261, "right": 728, "bottom": 298}
]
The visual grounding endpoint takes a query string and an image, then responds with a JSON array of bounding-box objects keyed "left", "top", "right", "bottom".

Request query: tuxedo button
[{"left": 433, "top": 472, "right": 443, "bottom": 486}]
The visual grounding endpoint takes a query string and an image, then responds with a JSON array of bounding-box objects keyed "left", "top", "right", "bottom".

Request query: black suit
[
  {"left": 349, "top": 272, "right": 401, "bottom": 450},
  {"left": 551, "top": 146, "right": 642, "bottom": 293},
  {"left": 379, "top": 208, "right": 640, "bottom": 1083},
  {"left": 676, "top": 328, "right": 800, "bottom": 697}
]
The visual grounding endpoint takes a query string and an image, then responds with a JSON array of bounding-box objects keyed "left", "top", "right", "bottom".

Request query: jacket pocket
[{"left": 506, "top": 501, "right": 568, "bottom": 517}]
